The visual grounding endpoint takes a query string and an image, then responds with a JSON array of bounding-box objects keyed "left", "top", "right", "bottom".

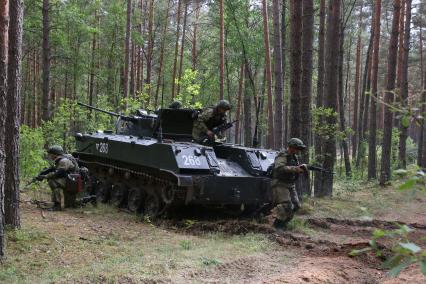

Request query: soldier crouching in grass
[
  {"left": 271, "top": 138, "right": 308, "bottom": 230},
  {"left": 35, "top": 145, "right": 80, "bottom": 211}
]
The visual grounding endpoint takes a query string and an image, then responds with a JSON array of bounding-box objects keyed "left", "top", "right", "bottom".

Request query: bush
[{"left": 20, "top": 125, "right": 48, "bottom": 178}]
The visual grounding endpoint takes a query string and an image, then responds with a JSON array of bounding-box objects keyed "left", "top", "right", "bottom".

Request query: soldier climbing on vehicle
[
  {"left": 35, "top": 145, "right": 80, "bottom": 211},
  {"left": 192, "top": 99, "right": 232, "bottom": 144},
  {"left": 271, "top": 138, "right": 307, "bottom": 230}
]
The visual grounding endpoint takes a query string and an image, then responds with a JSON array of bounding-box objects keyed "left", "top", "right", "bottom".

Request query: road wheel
[
  {"left": 127, "top": 187, "right": 143, "bottom": 213},
  {"left": 143, "top": 192, "right": 163, "bottom": 218},
  {"left": 96, "top": 181, "right": 112, "bottom": 203},
  {"left": 110, "top": 184, "right": 127, "bottom": 207}
]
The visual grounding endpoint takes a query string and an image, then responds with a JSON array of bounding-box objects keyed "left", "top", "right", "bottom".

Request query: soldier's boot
[
  {"left": 273, "top": 202, "right": 295, "bottom": 231},
  {"left": 273, "top": 219, "right": 287, "bottom": 230},
  {"left": 64, "top": 193, "right": 77, "bottom": 208},
  {"left": 47, "top": 202, "right": 61, "bottom": 211}
]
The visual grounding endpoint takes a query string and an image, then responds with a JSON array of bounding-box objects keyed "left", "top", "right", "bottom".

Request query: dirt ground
[{"left": 1, "top": 181, "right": 425, "bottom": 283}]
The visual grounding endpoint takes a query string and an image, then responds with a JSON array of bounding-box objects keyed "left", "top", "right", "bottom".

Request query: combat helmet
[
  {"left": 216, "top": 99, "right": 231, "bottom": 111},
  {"left": 47, "top": 145, "right": 64, "bottom": 155},
  {"left": 169, "top": 100, "right": 183, "bottom": 109},
  {"left": 288, "top": 138, "right": 306, "bottom": 150}
]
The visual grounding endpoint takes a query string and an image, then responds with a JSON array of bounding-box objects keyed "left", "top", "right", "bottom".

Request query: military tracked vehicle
[{"left": 73, "top": 103, "right": 278, "bottom": 217}]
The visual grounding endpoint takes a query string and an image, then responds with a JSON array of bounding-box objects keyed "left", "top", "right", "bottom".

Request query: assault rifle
[
  {"left": 265, "top": 163, "right": 335, "bottom": 177},
  {"left": 199, "top": 120, "right": 238, "bottom": 144},
  {"left": 305, "top": 165, "right": 335, "bottom": 175},
  {"left": 27, "top": 167, "right": 56, "bottom": 186}
]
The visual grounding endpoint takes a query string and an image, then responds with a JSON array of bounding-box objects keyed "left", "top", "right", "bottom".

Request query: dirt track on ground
[
  {"left": 155, "top": 215, "right": 426, "bottom": 284},
  {"left": 12, "top": 192, "right": 426, "bottom": 283}
]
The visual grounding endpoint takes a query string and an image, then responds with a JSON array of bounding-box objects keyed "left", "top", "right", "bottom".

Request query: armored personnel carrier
[{"left": 74, "top": 103, "right": 278, "bottom": 217}]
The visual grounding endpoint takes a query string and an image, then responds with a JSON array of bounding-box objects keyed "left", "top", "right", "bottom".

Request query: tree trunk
[
  {"left": 355, "top": 18, "right": 374, "bottom": 168},
  {"left": 123, "top": 0, "right": 132, "bottom": 109},
  {"left": 352, "top": 4, "right": 363, "bottom": 160},
  {"left": 130, "top": 39, "right": 136, "bottom": 98},
  {"left": 314, "top": 0, "right": 325, "bottom": 194},
  {"left": 396, "top": 0, "right": 405, "bottom": 116},
  {"left": 289, "top": 0, "right": 302, "bottom": 139},
  {"left": 32, "top": 50, "right": 37, "bottom": 128},
  {"left": 380, "top": 0, "right": 402, "bottom": 185},
  {"left": 154, "top": 0, "right": 171, "bottom": 108},
  {"left": 317, "top": 0, "right": 341, "bottom": 197},
  {"left": 145, "top": 0, "right": 154, "bottom": 101},
  {"left": 192, "top": 0, "right": 200, "bottom": 71},
  {"left": 282, "top": 0, "right": 288, "bottom": 144},
  {"left": 397, "top": 0, "right": 412, "bottom": 169},
  {"left": 42, "top": 0, "right": 51, "bottom": 121},
  {"left": 300, "top": 0, "right": 314, "bottom": 194},
  {"left": 418, "top": 21, "right": 425, "bottom": 168},
  {"left": 420, "top": 58, "right": 426, "bottom": 168},
  {"left": 137, "top": 0, "right": 145, "bottom": 93},
  {"left": 5, "top": 0, "right": 23, "bottom": 228},
  {"left": 243, "top": 64, "right": 252, "bottom": 147},
  {"left": 89, "top": 11, "right": 97, "bottom": 108},
  {"left": 337, "top": 23, "right": 351, "bottom": 177},
  {"left": 0, "top": 0, "right": 9, "bottom": 258},
  {"left": 176, "top": 1, "right": 188, "bottom": 99},
  {"left": 171, "top": 0, "right": 182, "bottom": 99},
  {"left": 272, "top": 0, "right": 283, "bottom": 149},
  {"left": 219, "top": 0, "right": 225, "bottom": 100},
  {"left": 368, "top": 0, "right": 382, "bottom": 179},
  {"left": 262, "top": 0, "right": 274, "bottom": 148},
  {"left": 235, "top": 64, "right": 244, "bottom": 144}
]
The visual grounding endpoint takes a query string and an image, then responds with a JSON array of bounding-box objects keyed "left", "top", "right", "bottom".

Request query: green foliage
[
  {"left": 7, "top": 227, "right": 48, "bottom": 253},
  {"left": 175, "top": 69, "right": 203, "bottom": 109},
  {"left": 351, "top": 171, "right": 426, "bottom": 277},
  {"left": 395, "top": 168, "right": 425, "bottom": 193},
  {"left": 180, "top": 240, "right": 192, "bottom": 250},
  {"left": 20, "top": 98, "right": 116, "bottom": 178},
  {"left": 20, "top": 125, "right": 48, "bottom": 178},
  {"left": 201, "top": 257, "right": 222, "bottom": 266},
  {"left": 42, "top": 99, "right": 114, "bottom": 152},
  {"left": 120, "top": 93, "right": 147, "bottom": 114},
  {"left": 312, "top": 107, "right": 338, "bottom": 140}
]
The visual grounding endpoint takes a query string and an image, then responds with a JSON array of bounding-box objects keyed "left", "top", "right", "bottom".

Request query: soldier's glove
[{"left": 36, "top": 175, "right": 46, "bottom": 181}]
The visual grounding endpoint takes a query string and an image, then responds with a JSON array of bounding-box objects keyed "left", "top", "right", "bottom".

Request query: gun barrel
[
  {"left": 77, "top": 102, "right": 121, "bottom": 117},
  {"left": 307, "top": 165, "right": 335, "bottom": 174}
]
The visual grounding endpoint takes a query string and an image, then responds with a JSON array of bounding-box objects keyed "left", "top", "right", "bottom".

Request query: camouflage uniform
[
  {"left": 271, "top": 150, "right": 302, "bottom": 224},
  {"left": 46, "top": 154, "right": 79, "bottom": 209},
  {"left": 192, "top": 107, "right": 227, "bottom": 142}
]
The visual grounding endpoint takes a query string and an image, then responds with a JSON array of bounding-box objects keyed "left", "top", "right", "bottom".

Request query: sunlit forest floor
[{"left": 1, "top": 180, "right": 425, "bottom": 283}]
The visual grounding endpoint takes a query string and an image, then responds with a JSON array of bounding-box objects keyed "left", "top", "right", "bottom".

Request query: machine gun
[
  {"left": 199, "top": 120, "right": 238, "bottom": 144},
  {"left": 77, "top": 102, "right": 137, "bottom": 122}
]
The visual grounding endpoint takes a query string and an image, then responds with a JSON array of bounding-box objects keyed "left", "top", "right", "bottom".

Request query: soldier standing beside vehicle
[
  {"left": 36, "top": 145, "right": 79, "bottom": 211},
  {"left": 192, "top": 99, "right": 231, "bottom": 142},
  {"left": 271, "top": 138, "right": 307, "bottom": 229}
]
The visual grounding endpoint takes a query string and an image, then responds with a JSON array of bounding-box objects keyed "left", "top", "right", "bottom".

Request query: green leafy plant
[
  {"left": 175, "top": 69, "right": 203, "bottom": 109},
  {"left": 201, "top": 257, "right": 222, "bottom": 266},
  {"left": 350, "top": 170, "right": 426, "bottom": 277},
  {"left": 20, "top": 125, "right": 48, "bottom": 179},
  {"left": 180, "top": 240, "right": 192, "bottom": 250}
]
